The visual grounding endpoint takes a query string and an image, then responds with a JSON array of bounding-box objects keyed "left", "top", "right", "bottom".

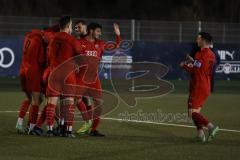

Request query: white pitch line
[
  {"left": 1, "top": 110, "right": 240, "bottom": 133},
  {"left": 102, "top": 117, "right": 240, "bottom": 133},
  {"left": 0, "top": 110, "right": 20, "bottom": 113}
]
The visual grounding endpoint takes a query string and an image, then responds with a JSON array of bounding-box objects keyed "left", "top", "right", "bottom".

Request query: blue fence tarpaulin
[
  {"left": 0, "top": 37, "right": 240, "bottom": 79},
  {"left": 0, "top": 36, "right": 23, "bottom": 77}
]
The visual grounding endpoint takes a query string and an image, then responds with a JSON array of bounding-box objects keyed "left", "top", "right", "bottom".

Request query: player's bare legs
[{"left": 16, "top": 92, "right": 31, "bottom": 133}]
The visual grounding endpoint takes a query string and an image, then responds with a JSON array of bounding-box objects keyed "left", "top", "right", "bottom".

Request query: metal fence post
[
  {"left": 131, "top": 19, "right": 135, "bottom": 41},
  {"left": 198, "top": 21, "right": 202, "bottom": 32},
  {"left": 179, "top": 23, "right": 182, "bottom": 43},
  {"left": 49, "top": 18, "right": 53, "bottom": 26}
]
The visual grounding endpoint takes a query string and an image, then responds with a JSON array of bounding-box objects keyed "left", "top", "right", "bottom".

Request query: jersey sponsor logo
[
  {"left": 86, "top": 50, "right": 97, "bottom": 57},
  {"left": 0, "top": 47, "right": 15, "bottom": 68}
]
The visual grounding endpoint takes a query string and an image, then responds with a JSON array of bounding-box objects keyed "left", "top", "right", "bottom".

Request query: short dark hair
[
  {"left": 87, "top": 22, "right": 102, "bottom": 33},
  {"left": 198, "top": 32, "right": 213, "bottom": 44},
  {"left": 75, "top": 20, "right": 86, "bottom": 26},
  {"left": 59, "top": 16, "right": 72, "bottom": 30}
]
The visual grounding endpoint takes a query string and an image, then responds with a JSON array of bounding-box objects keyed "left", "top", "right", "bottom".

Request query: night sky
[{"left": 0, "top": 0, "right": 240, "bottom": 22}]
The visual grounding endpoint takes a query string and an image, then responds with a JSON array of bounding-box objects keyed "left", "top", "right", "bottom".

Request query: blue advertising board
[{"left": 0, "top": 37, "right": 239, "bottom": 80}]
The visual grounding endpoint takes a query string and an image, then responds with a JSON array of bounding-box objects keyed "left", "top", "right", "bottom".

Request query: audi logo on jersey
[
  {"left": 0, "top": 47, "right": 15, "bottom": 68},
  {"left": 86, "top": 51, "right": 97, "bottom": 57}
]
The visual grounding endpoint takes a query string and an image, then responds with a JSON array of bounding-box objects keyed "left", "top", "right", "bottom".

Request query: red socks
[
  {"left": 29, "top": 105, "right": 39, "bottom": 124},
  {"left": 66, "top": 104, "right": 75, "bottom": 128},
  {"left": 36, "top": 105, "right": 47, "bottom": 128},
  {"left": 91, "top": 101, "right": 102, "bottom": 132},
  {"left": 46, "top": 103, "right": 56, "bottom": 127},
  {"left": 18, "top": 100, "right": 30, "bottom": 118},
  {"left": 192, "top": 117, "right": 203, "bottom": 130},
  {"left": 91, "top": 117, "right": 100, "bottom": 132},
  {"left": 77, "top": 100, "right": 91, "bottom": 121},
  {"left": 192, "top": 112, "right": 209, "bottom": 129}
]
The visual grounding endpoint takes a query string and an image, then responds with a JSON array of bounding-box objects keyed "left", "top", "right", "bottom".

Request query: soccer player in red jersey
[
  {"left": 73, "top": 20, "right": 94, "bottom": 134},
  {"left": 75, "top": 22, "right": 121, "bottom": 136},
  {"left": 32, "top": 27, "right": 59, "bottom": 136},
  {"left": 43, "top": 16, "right": 83, "bottom": 137},
  {"left": 74, "top": 20, "right": 87, "bottom": 39},
  {"left": 74, "top": 19, "right": 101, "bottom": 134},
  {"left": 180, "top": 32, "right": 219, "bottom": 142},
  {"left": 16, "top": 29, "right": 46, "bottom": 133}
]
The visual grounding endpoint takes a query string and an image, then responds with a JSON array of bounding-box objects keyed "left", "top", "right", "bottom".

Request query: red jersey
[
  {"left": 46, "top": 32, "right": 83, "bottom": 97},
  {"left": 21, "top": 29, "right": 45, "bottom": 70},
  {"left": 76, "top": 35, "right": 121, "bottom": 80},
  {"left": 183, "top": 48, "right": 216, "bottom": 97},
  {"left": 47, "top": 32, "right": 82, "bottom": 70},
  {"left": 79, "top": 39, "right": 105, "bottom": 57},
  {"left": 42, "top": 31, "right": 56, "bottom": 84},
  {"left": 77, "top": 35, "right": 121, "bottom": 61}
]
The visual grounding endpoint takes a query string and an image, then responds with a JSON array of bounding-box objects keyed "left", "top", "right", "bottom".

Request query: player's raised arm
[
  {"left": 113, "top": 23, "right": 121, "bottom": 46},
  {"left": 101, "top": 23, "right": 121, "bottom": 52}
]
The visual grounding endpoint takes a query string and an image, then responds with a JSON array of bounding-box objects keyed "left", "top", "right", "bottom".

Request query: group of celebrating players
[
  {"left": 15, "top": 16, "right": 121, "bottom": 138},
  {"left": 14, "top": 15, "right": 219, "bottom": 142}
]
